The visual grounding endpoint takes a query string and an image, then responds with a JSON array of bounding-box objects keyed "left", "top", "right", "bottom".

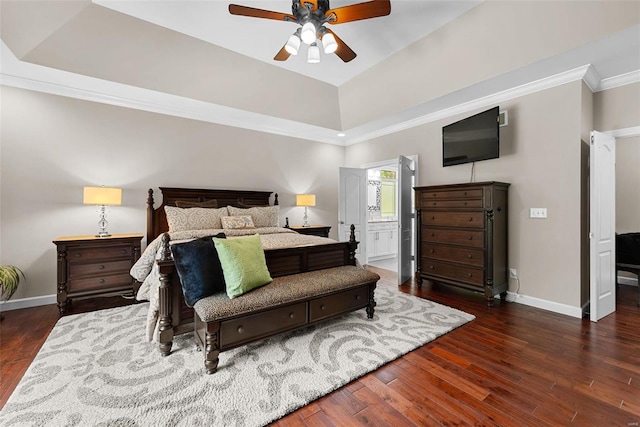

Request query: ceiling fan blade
[
  {"left": 326, "top": 29, "right": 356, "bottom": 63},
  {"left": 274, "top": 45, "right": 291, "bottom": 61},
  {"left": 325, "top": 0, "right": 390, "bottom": 24},
  {"left": 229, "top": 4, "right": 296, "bottom": 22}
]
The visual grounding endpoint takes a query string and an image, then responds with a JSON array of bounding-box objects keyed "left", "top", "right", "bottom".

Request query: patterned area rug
[{"left": 0, "top": 286, "right": 474, "bottom": 426}]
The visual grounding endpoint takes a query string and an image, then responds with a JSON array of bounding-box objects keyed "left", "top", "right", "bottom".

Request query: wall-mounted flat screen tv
[{"left": 442, "top": 106, "right": 500, "bottom": 167}]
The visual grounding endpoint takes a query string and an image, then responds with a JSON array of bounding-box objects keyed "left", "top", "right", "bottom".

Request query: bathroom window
[{"left": 380, "top": 180, "right": 396, "bottom": 217}]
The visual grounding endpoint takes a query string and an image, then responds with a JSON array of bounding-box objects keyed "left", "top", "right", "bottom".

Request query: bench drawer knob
[
  {"left": 289, "top": 313, "right": 295, "bottom": 319},
  {"left": 237, "top": 326, "right": 244, "bottom": 334}
]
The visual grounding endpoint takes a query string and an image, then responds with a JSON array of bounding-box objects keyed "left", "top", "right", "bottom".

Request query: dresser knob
[
  {"left": 432, "top": 202, "right": 437, "bottom": 206},
  {"left": 431, "top": 233, "right": 435, "bottom": 237},
  {"left": 468, "top": 254, "right": 472, "bottom": 259},
  {"left": 121, "top": 250, "right": 126, "bottom": 254},
  {"left": 468, "top": 236, "right": 473, "bottom": 240},
  {"left": 289, "top": 313, "right": 295, "bottom": 319},
  {"left": 464, "top": 202, "right": 468, "bottom": 206},
  {"left": 468, "top": 273, "right": 472, "bottom": 277},
  {"left": 75, "top": 253, "right": 81, "bottom": 258},
  {"left": 429, "top": 265, "right": 434, "bottom": 269},
  {"left": 98, "top": 265, "right": 105, "bottom": 270},
  {"left": 355, "top": 294, "right": 361, "bottom": 300},
  {"left": 431, "top": 216, "right": 435, "bottom": 220},
  {"left": 464, "top": 192, "right": 468, "bottom": 195},
  {"left": 237, "top": 326, "right": 244, "bottom": 334},
  {"left": 320, "top": 305, "right": 326, "bottom": 311},
  {"left": 99, "top": 278, "right": 105, "bottom": 284},
  {"left": 468, "top": 217, "right": 473, "bottom": 221},
  {"left": 430, "top": 249, "right": 434, "bottom": 253}
]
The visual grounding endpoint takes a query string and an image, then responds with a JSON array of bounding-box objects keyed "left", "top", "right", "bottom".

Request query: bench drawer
[
  {"left": 220, "top": 302, "right": 307, "bottom": 348},
  {"left": 309, "top": 286, "right": 369, "bottom": 322}
]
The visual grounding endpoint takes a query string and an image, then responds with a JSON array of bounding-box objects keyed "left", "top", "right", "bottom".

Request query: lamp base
[{"left": 302, "top": 207, "right": 310, "bottom": 227}]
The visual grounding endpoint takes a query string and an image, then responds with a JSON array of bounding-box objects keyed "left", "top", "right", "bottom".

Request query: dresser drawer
[
  {"left": 421, "top": 189, "right": 482, "bottom": 201},
  {"left": 69, "top": 259, "right": 132, "bottom": 278},
  {"left": 68, "top": 245, "right": 133, "bottom": 262},
  {"left": 68, "top": 272, "right": 134, "bottom": 293},
  {"left": 309, "top": 286, "right": 369, "bottom": 322},
  {"left": 422, "top": 211, "right": 484, "bottom": 228},
  {"left": 422, "top": 227, "right": 485, "bottom": 248},
  {"left": 422, "top": 243, "right": 484, "bottom": 267},
  {"left": 420, "top": 199, "right": 483, "bottom": 209},
  {"left": 220, "top": 302, "right": 307, "bottom": 348},
  {"left": 422, "top": 260, "right": 484, "bottom": 287}
]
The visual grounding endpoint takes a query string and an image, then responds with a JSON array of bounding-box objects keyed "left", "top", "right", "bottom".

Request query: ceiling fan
[{"left": 228, "top": 0, "right": 391, "bottom": 63}]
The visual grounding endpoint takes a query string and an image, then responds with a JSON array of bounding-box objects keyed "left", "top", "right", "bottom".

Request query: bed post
[
  {"left": 157, "top": 233, "right": 174, "bottom": 356},
  {"left": 348, "top": 224, "right": 358, "bottom": 266},
  {"left": 146, "top": 189, "right": 155, "bottom": 244},
  {"left": 274, "top": 193, "right": 279, "bottom": 206}
]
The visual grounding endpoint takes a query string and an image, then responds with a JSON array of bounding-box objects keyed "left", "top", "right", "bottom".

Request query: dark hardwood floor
[{"left": 1, "top": 269, "right": 638, "bottom": 426}]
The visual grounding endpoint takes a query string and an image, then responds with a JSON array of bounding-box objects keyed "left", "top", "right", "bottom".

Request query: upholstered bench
[{"left": 192, "top": 265, "right": 380, "bottom": 374}]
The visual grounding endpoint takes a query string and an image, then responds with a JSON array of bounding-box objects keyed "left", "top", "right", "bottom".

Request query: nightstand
[
  {"left": 53, "top": 233, "right": 143, "bottom": 315},
  {"left": 288, "top": 225, "right": 331, "bottom": 238}
]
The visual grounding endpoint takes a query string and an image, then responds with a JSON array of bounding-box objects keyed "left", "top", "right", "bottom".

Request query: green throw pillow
[{"left": 213, "top": 234, "right": 273, "bottom": 299}]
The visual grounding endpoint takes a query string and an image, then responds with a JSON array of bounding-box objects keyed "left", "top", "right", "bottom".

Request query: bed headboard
[{"left": 146, "top": 187, "right": 279, "bottom": 243}]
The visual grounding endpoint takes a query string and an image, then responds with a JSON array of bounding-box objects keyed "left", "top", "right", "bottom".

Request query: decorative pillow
[
  {"left": 164, "top": 206, "right": 228, "bottom": 232},
  {"left": 171, "top": 234, "right": 226, "bottom": 307},
  {"left": 221, "top": 215, "right": 255, "bottom": 230},
  {"left": 175, "top": 199, "right": 218, "bottom": 208},
  {"left": 227, "top": 205, "right": 279, "bottom": 228},
  {"left": 213, "top": 234, "right": 273, "bottom": 299}
]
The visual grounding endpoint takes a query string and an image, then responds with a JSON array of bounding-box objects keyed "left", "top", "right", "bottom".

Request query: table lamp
[
  {"left": 83, "top": 186, "right": 122, "bottom": 237},
  {"left": 296, "top": 194, "right": 316, "bottom": 227}
]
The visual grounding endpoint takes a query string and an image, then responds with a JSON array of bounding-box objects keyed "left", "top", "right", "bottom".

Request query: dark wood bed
[{"left": 145, "top": 187, "right": 359, "bottom": 355}]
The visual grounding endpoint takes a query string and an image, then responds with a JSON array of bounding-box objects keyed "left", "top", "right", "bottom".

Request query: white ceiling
[{"left": 94, "top": 0, "right": 482, "bottom": 86}]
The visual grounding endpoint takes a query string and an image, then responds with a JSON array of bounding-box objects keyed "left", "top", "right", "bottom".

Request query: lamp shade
[
  {"left": 83, "top": 186, "right": 122, "bottom": 206},
  {"left": 296, "top": 194, "right": 316, "bottom": 207}
]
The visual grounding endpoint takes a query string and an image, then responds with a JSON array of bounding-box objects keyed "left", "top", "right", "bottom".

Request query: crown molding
[{"left": 597, "top": 70, "right": 640, "bottom": 92}]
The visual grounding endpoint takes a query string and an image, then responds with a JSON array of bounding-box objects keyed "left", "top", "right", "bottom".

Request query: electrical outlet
[
  {"left": 530, "top": 208, "right": 547, "bottom": 218},
  {"left": 509, "top": 268, "right": 517, "bottom": 278}
]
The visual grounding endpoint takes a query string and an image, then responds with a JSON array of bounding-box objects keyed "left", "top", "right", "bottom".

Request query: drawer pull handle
[
  {"left": 355, "top": 295, "right": 361, "bottom": 300},
  {"left": 121, "top": 250, "right": 126, "bottom": 254},
  {"left": 468, "top": 273, "right": 472, "bottom": 277},
  {"left": 430, "top": 249, "right": 434, "bottom": 253},
  {"left": 98, "top": 265, "right": 105, "bottom": 270},
  {"left": 99, "top": 278, "right": 105, "bottom": 284},
  {"left": 320, "top": 304, "right": 326, "bottom": 311},
  {"left": 429, "top": 265, "right": 434, "bottom": 269},
  {"left": 431, "top": 216, "right": 435, "bottom": 220},
  {"left": 468, "top": 236, "right": 473, "bottom": 240},
  {"left": 468, "top": 217, "right": 473, "bottom": 221},
  {"left": 75, "top": 253, "right": 81, "bottom": 258},
  {"left": 468, "top": 254, "right": 472, "bottom": 259},
  {"left": 289, "top": 313, "right": 295, "bottom": 319},
  {"left": 464, "top": 202, "right": 468, "bottom": 206},
  {"left": 431, "top": 233, "right": 435, "bottom": 237},
  {"left": 237, "top": 326, "right": 244, "bottom": 334},
  {"left": 464, "top": 192, "right": 468, "bottom": 195}
]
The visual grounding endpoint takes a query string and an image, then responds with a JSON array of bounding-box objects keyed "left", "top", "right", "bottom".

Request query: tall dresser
[{"left": 415, "top": 182, "right": 509, "bottom": 306}]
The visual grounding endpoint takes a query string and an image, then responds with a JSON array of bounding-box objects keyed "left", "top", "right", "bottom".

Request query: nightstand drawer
[
  {"left": 69, "top": 259, "right": 132, "bottom": 278},
  {"left": 68, "top": 245, "right": 133, "bottom": 261},
  {"left": 68, "top": 273, "right": 134, "bottom": 293}
]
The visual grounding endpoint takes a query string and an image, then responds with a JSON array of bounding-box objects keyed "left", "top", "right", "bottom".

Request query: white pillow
[
  {"left": 227, "top": 205, "right": 279, "bottom": 228},
  {"left": 221, "top": 215, "right": 255, "bottom": 230},
  {"left": 164, "top": 206, "right": 228, "bottom": 232}
]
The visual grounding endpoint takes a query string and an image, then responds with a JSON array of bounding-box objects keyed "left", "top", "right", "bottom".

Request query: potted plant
[{"left": 0, "top": 265, "right": 25, "bottom": 321}]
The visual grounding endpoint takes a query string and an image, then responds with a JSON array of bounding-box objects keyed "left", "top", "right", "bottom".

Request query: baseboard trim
[
  {"left": 0, "top": 295, "right": 57, "bottom": 312},
  {"left": 503, "top": 291, "right": 583, "bottom": 319}
]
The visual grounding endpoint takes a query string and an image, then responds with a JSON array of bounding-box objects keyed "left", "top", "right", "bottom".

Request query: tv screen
[{"left": 442, "top": 106, "right": 500, "bottom": 167}]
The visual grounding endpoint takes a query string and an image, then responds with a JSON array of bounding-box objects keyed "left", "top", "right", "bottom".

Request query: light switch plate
[{"left": 530, "top": 208, "right": 547, "bottom": 218}]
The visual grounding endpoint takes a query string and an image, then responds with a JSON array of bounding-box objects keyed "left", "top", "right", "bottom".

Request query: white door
[
  {"left": 590, "top": 131, "right": 616, "bottom": 322},
  {"left": 339, "top": 167, "right": 367, "bottom": 264},
  {"left": 398, "top": 155, "right": 414, "bottom": 285}
]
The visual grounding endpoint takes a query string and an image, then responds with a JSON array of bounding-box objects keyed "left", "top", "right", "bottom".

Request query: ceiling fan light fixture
[
  {"left": 322, "top": 32, "right": 338, "bottom": 54},
  {"left": 285, "top": 33, "right": 301, "bottom": 55},
  {"left": 307, "top": 42, "right": 320, "bottom": 63},
  {"left": 300, "top": 22, "right": 316, "bottom": 45}
]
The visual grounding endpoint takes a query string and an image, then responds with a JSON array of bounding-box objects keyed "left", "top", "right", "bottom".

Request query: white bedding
[{"left": 131, "top": 227, "right": 335, "bottom": 341}]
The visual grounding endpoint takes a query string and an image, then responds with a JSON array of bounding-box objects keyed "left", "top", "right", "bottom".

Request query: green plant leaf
[{"left": 0, "top": 265, "right": 25, "bottom": 302}]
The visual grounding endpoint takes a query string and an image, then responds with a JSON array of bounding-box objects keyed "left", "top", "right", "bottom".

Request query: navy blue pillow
[{"left": 171, "top": 234, "right": 226, "bottom": 307}]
